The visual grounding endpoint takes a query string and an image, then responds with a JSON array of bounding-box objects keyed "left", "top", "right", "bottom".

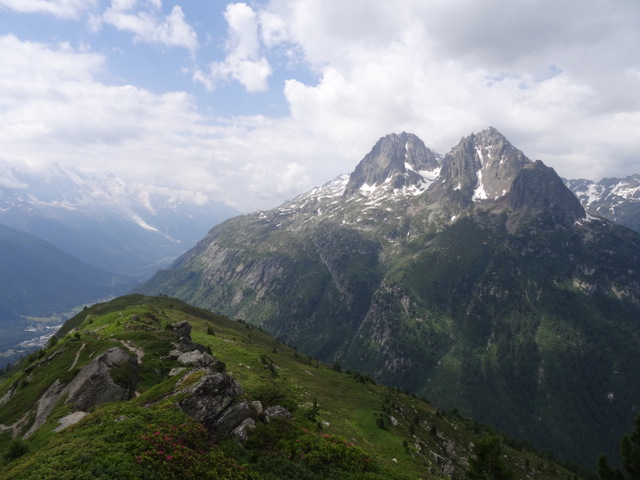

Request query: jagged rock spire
[
  {"left": 344, "top": 132, "right": 441, "bottom": 196},
  {"left": 437, "top": 127, "right": 531, "bottom": 201}
]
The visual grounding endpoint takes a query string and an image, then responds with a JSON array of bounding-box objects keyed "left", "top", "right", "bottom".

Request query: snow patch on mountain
[
  {"left": 612, "top": 182, "right": 640, "bottom": 199},
  {"left": 472, "top": 169, "right": 488, "bottom": 201}
]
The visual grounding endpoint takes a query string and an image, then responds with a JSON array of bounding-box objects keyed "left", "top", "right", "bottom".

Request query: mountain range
[
  {"left": 137, "top": 127, "right": 640, "bottom": 467},
  {"left": 565, "top": 175, "right": 640, "bottom": 234},
  {"left": 0, "top": 164, "right": 239, "bottom": 279}
]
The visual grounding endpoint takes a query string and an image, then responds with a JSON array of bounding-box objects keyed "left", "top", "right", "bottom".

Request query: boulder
[
  {"left": 177, "top": 350, "right": 216, "bottom": 367},
  {"left": 170, "top": 321, "right": 192, "bottom": 338},
  {"left": 178, "top": 371, "right": 243, "bottom": 436},
  {"left": 231, "top": 418, "right": 256, "bottom": 442},
  {"left": 264, "top": 405, "right": 292, "bottom": 421},
  {"left": 23, "top": 347, "right": 138, "bottom": 439},
  {"left": 65, "top": 347, "right": 138, "bottom": 411}
]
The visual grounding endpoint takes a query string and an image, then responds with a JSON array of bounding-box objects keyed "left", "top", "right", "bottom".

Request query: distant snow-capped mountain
[
  {"left": 565, "top": 174, "right": 640, "bottom": 233},
  {"left": 0, "top": 164, "right": 239, "bottom": 279}
]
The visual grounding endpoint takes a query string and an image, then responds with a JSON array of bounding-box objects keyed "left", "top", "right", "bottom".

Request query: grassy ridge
[{"left": 0, "top": 295, "right": 581, "bottom": 479}]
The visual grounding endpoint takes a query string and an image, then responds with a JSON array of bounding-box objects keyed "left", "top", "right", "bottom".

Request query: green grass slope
[{"left": 0, "top": 295, "right": 581, "bottom": 479}]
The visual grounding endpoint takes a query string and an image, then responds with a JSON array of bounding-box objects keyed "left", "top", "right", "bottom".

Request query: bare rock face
[
  {"left": 65, "top": 347, "right": 138, "bottom": 411},
  {"left": 23, "top": 347, "right": 138, "bottom": 439},
  {"left": 507, "top": 160, "right": 585, "bottom": 226},
  {"left": 23, "top": 380, "right": 66, "bottom": 438},
  {"left": 177, "top": 371, "right": 253, "bottom": 441},
  {"left": 344, "top": 132, "right": 441, "bottom": 196}
]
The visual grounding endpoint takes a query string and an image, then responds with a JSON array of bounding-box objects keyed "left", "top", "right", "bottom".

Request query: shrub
[
  {"left": 246, "top": 418, "right": 378, "bottom": 476},
  {"left": 136, "top": 421, "right": 255, "bottom": 480},
  {"left": 2, "top": 439, "right": 29, "bottom": 464}
]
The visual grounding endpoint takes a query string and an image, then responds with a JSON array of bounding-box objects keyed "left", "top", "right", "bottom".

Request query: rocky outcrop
[
  {"left": 167, "top": 321, "right": 221, "bottom": 369},
  {"left": 176, "top": 369, "right": 291, "bottom": 443},
  {"left": 169, "top": 322, "right": 291, "bottom": 442},
  {"left": 23, "top": 347, "right": 138, "bottom": 438},
  {"left": 65, "top": 347, "right": 138, "bottom": 411}
]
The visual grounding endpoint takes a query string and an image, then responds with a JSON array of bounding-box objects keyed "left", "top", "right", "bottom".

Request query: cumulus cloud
[
  {"left": 194, "top": 2, "right": 272, "bottom": 92},
  {"left": 259, "top": 0, "right": 640, "bottom": 181},
  {"left": 99, "top": 0, "right": 198, "bottom": 53},
  {"left": 0, "top": 0, "right": 94, "bottom": 18},
  {"left": 0, "top": 33, "right": 314, "bottom": 211},
  {"left": 0, "top": 35, "right": 199, "bottom": 146},
  {"left": 0, "top": 35, "right": 208, "bottom": 185}
]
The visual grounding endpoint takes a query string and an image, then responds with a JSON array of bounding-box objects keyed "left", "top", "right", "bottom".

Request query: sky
[{"left": 0, "top": 0, "right": 639, "bottom": 212}]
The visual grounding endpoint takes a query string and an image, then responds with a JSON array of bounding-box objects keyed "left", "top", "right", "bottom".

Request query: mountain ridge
[{"left": 0, "top": 294, "right": 581, "bottom": 479}]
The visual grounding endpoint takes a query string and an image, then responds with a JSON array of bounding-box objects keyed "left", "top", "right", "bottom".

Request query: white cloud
[
  {"left": 0, "top": 33, "right": 319, "bottom": 211},
  {"left": 195, "top": 2, "right": 272, "bottom": 92},
  {"left": 0, "top": 0, "right": 94, "bottom": 18},
  {"left": 0, "top": 35, "right": 204, "bottom": 181},
  {"left": 100, "top": 0, "right": 198, "bottom": 53},
  {"left": 258, "top": 0, "right": 640, "bottom": 182}
]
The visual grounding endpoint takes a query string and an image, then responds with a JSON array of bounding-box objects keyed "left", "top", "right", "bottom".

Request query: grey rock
[
  {"left": 231, "top": 417, "right": 256, "bottom": 442},
  {"left": 177, "top": 350, "right": 215, "bottom": 367},
  {"left": 178, "top": 371, "right": 244, "bottom": 437},
  {"left": 171, "top": 336, "right": 210, "bottom": 354},
  {"left": 264, "top": 405, "right": 292, "bottom": 421},
  {"left": 212, "top": 401, "right": 256, "bottom": 440},
  {"left": 53, "top": 412, "right": 87, "bottom": 432},
  {"left": 23, "top": 347, "right": 138, "bottom": 438},
  {"left": 65, "top": 347, "right": 138, "bottom": 411},
  {"left": 23, "top": 379, "right": 66, "bottom": 438},
  {"left": 251, "top": 400, "right": 264, "bottom": 416},
  {"left": 170, "top": 321, "right": 192, "bottom": 338},
  {"left": 507, "top": 160, "right": 585, "bottom": 226}
]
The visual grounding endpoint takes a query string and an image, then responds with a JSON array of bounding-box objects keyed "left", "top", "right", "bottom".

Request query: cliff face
[{"left": 508, "top": 161, "right": 585, "bottom": 226}]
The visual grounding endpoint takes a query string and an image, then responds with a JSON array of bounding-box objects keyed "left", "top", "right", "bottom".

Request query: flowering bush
[{"left": 136, "top": 422, "right": 255, "bottom": 480}]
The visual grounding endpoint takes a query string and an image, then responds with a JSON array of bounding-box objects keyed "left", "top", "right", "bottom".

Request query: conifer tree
[{"left": 598, "top": 415, "right": 640, "bottom": 480}]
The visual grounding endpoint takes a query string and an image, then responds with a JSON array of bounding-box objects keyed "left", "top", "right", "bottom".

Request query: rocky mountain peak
[
  {"left": 343, "top": 132, "right": 441, "bottom": 196},
  {"left": 437, "top": 127, "right": 531, "bottom": 202},
  {"left": 507, "top": 160, "right": 585, "bottom": 226}
]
